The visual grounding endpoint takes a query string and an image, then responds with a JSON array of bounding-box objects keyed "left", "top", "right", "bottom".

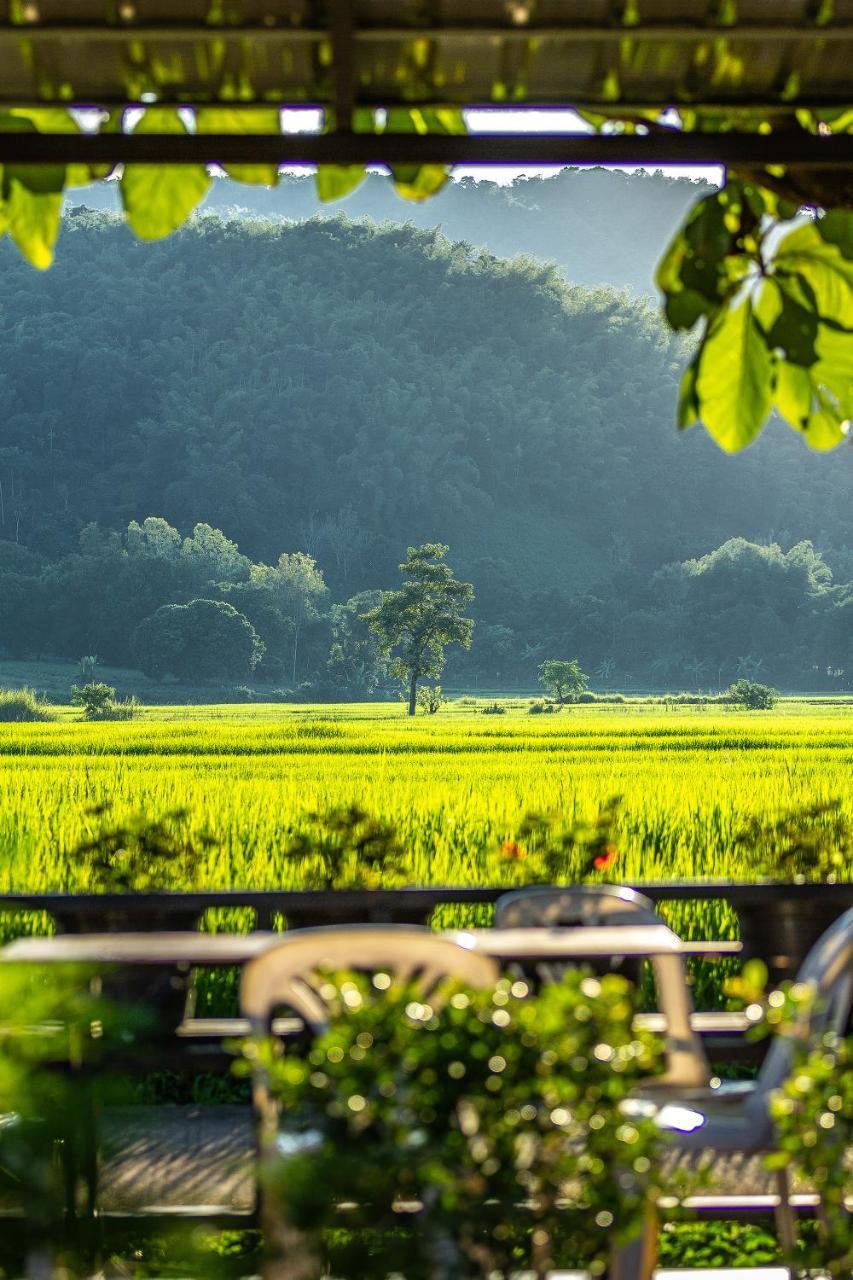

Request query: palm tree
[
  {"left": 684, "top": 657, "right": 708, "bottom": 688},
  {"left": 736, "top": 655, "right": 765, "bottom": 680},
  {"left": 595, "top": 657, "right": 616, "bottom": 684}
]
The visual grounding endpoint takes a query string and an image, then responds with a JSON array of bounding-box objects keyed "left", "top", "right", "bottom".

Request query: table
[
  {"left": 0, "top": 926, "right": 741, "bottom": 966},
  {"left": 2, "top": 924, "right": 733, "bottom": 1087}
]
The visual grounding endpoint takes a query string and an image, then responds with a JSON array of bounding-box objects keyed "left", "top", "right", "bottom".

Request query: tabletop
[{"left": 0, "top": 925, "right": 740, "bottom": 966}]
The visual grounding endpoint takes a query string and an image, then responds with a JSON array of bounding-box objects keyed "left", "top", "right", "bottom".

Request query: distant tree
[
  {"left": 181, "top": 523, "right": 250, "bottom": 588},
  {"left": 364, "top": 544, "right": 474, "bottom": 716},
  {"left": 249, "top": 552, "right": 328, "bottom": 684},
  {"left": 132, "top": 598, "right": 263, "bottom": 682},
  {"left": 735, "top": 655, "right": 765, "bottom": 680},
  {"left": 538, "top": 658, "right": 588, "bottom": 704},
  {"left": 77, "top": 655, "right": 99, "bottom": 683},
  {"left": 595, "top": 657, "right": 616, "bottom": 684},
  {"left": 327, "top": 591, "right": 390, "bottom": 695},
  {"left": 727, "top": 679, "right": 779, "bottom": 710}
]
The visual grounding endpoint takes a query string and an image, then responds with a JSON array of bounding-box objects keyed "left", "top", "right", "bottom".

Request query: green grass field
[{"left": 1, "top": 699, "right": 848, "bottom": 903}]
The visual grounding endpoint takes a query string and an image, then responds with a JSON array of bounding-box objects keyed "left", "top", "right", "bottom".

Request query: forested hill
[
  {"left": 70, "top": 167, "right": 710, "bottom": 294},
  {"left": 0, "top": 212, "right": 850, "bottom": 597},
  {"left": 1, "top": 212, "right": 849, "bottom": 690}
]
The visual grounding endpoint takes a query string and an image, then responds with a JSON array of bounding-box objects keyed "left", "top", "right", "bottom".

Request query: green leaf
[
  {"left": 775, "top": 221, "right": 853, "bottom": 324},
  {"left": 6, "top": 178, "right": 62, "bottom": 269},
  {"left": 4, "top": 163, "right": 65, "bottom": 195},
  {"left": 391, "top": 165, "right": 451, "bottom": 202},
  {"left": 664, "top": 286, "right": 712, "bottom": 330},
  {"left": 695, "top": 296, "right": 774, "bottom": 452},
  {"left": 800, "top": 404, "right": 846, "bottom": 451},
  {"left": 815, "top": 209, "right": 853, "bottom": 259},
  {"left": 195, "top": 107, "right": 280, "bottom": 187},
  {"left": 121, "top": 107, "right": 210, "bottom": 241},
  {"left": 765, "top": 285, "right": 819, "bottom": 367},
  {"left": 774, "top": 361, "right": 812, "bottom": 428},
  {"left": 316, "top": 165, "right": 366, "bottom": 203},
  {"left": 813, "top": 323, "right": 853, "bottom": 415},
  {"left": 677, "top": 360, "right": 701, "bottom": 429}
]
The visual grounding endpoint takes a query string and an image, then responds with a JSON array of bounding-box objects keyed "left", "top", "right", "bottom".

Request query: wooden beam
[{"left": 0, "top": 130, "right": 850, "bottom": 167}]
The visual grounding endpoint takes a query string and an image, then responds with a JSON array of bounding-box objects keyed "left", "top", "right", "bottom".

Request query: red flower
[
  {"left": 593, "top": 844, "right": 618, "bottom": 871},
  {"left": 501, "top": 840, "right": 526, "bottom": 861}
]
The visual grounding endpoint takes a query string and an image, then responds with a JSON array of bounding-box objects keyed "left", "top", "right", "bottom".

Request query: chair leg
[
  {"left": 608, "top": 1206, "right": 657, "bottom": 1280},
  {"left": 773, "top": 1166, "right": 799, "bottom": 1272}
]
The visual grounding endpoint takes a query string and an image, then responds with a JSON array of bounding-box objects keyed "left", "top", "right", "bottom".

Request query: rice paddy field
[{"left": 1, "top": 698, "right": 849, "bottom": 908}]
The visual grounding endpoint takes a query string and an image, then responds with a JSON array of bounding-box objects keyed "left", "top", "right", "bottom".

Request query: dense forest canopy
[
  {"left": 0, "top": 202, "right": 849, "bottom": 691},
  {"left": 70, "top": 167, "right": 713, "bottom": 295}
]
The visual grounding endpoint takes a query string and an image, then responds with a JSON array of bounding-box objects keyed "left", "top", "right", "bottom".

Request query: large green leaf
[
  {"left": 677, "top": 359, "right": 701, "bottom": 429},
  {"left": 813, "top": 322, "right": 853, "bottom": 415},
  {"left": 816, "top": 210, "right": 853, "bottom": 259},
  {"left": 121, "top": 108, "right": 210, "bottom": 240},
  {"left": 774, "top": 360, "right": 812, "bottom": 429},
  {"left": 774, "top": 221, "right": 853, "bottom": 324},
  {"left": 316, "top": 165, "right": 366, "bottom": 203},
  {"left": 695, "top": 296, "right": 774, "bottom": 452},
  {"left": 391, "top": 165, "right": 450, "bottom": 202},
  {"left": 195, "top": 107, "right": 280, "bottom": 187},
  {"left": 6, "top": 178, "right": 62, "bottom": 269}
]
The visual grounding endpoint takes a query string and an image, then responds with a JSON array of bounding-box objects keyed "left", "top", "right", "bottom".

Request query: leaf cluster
[
  {"left": 492, "top": 796, "right": 625, "bottom": 887},
  {"left": 282, "top": 804, "right": 408, "bottom": 891},
  {"left": 657, "top": 180, "right": 851, "bottom": 452},
  {"left": 70, "top": 803, "right": 218, "bottom": 892},
  {"left": 235, "top": 968, "right": 662, "bottom": 1278},
  {"left": 730, "top": 797, "right": 849, "bottom": 884}
]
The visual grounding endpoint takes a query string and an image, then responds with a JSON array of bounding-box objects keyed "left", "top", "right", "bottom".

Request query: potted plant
[
  {"left": 236, "top": 967, "right": 663, "bottom": 1280},
  {"left": 729, "top": 799, "right": 852, "bottom": 982}
]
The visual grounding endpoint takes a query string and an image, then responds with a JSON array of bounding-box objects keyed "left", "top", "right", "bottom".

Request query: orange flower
[
  {"left": 501, "top": 840, "right": 526, "bottom": 861},
  {"left": 593, "top": 844, "right": 618, "bottom": 871}
]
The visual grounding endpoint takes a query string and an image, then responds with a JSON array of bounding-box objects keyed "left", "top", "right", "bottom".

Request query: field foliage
[{"left": 0, "top": 703, "right": 848, "bottom": 909}]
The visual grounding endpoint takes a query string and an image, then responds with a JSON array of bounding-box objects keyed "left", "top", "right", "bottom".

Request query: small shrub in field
[
  {"left": 528, "top": 698, "right": 560, "bottom": 715},
  {"left": 71, "top": 682, "right": 138, "bottom": 721},
  {"left": 726, "top": 679, "right": 778, "bottom": 710},
  {"left": 0, "top": 688, "right": 53, "bottom": 722},
  {"left": 481, "top": 701, "right": 506, "bottom": 715}
]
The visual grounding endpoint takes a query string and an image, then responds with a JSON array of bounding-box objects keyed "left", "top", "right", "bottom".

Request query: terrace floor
[{"left": 97, "top": 1104, "right": 822, "bottom": 1217}]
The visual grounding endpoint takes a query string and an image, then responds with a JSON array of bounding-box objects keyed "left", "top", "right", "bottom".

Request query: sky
[{"left": 278, "top": 107, "right": 724, "bottom": 188}]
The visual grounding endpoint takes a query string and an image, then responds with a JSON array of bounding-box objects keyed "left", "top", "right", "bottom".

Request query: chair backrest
[
  {"left": 751, "top": 905, "right": 853, "bottom": 1110},
  {"left": 495, "top": 885, "right": 710, "bottom": 1089},
  {"left": 495, "top": 884, "right": 662, "bottom": 929},
  {"left": 241, "top": 924, "right": 500, "bottom": 1034}
]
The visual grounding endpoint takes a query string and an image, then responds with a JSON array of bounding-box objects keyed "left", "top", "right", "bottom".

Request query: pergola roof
[{"left": 0, "top": 2, "right": 851, "bottom": 171}]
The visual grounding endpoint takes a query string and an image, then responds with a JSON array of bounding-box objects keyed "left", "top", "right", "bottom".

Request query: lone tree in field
[
  {"left": 539, "top": 658, "right": 588, "bottom": 704},
  {"left": 364, "top": 545, "right": 474, "bottom": 717}
]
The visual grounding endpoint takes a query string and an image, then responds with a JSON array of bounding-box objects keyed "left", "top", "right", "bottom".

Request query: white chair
[
  {"left": 629, "top": 905, "right": 853, "bottom": 1277},
  {"left": 241, "top": 923, "right": 499, "bottom": 1035},
  {"left": 495, "top": 885, "right": 711, "bottom": 1090},
  {"left": 241, "top": 926, "right": 500, "bottom": 1279}
]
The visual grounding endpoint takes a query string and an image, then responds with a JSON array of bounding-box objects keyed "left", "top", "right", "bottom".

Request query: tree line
[{"left": 0, "top": 518, "right": 848, "bottom": 692}]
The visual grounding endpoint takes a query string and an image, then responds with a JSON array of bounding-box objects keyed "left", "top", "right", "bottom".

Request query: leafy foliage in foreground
[{"left": 236, "top": 969, "right": 662, "bottom": 1278}]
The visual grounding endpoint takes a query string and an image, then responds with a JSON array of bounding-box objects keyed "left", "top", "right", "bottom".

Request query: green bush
[
  {"left": 726, "top": 679, "right": 779, "bottom": 710},
  {"left": 0, "top": 687, "right": 53, "bottom": 722},
  {"left": 481, "top": 702, "right": 506, "bottom": 715},
  {"left": 71, "top": 681, "right": 138, "bottom": 721},
  {"left": 528, "top": 698, "right": 560, "bottom": 715},
  {"left": 239, "top": 968, "right": 662, "bottom": 1279}
]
